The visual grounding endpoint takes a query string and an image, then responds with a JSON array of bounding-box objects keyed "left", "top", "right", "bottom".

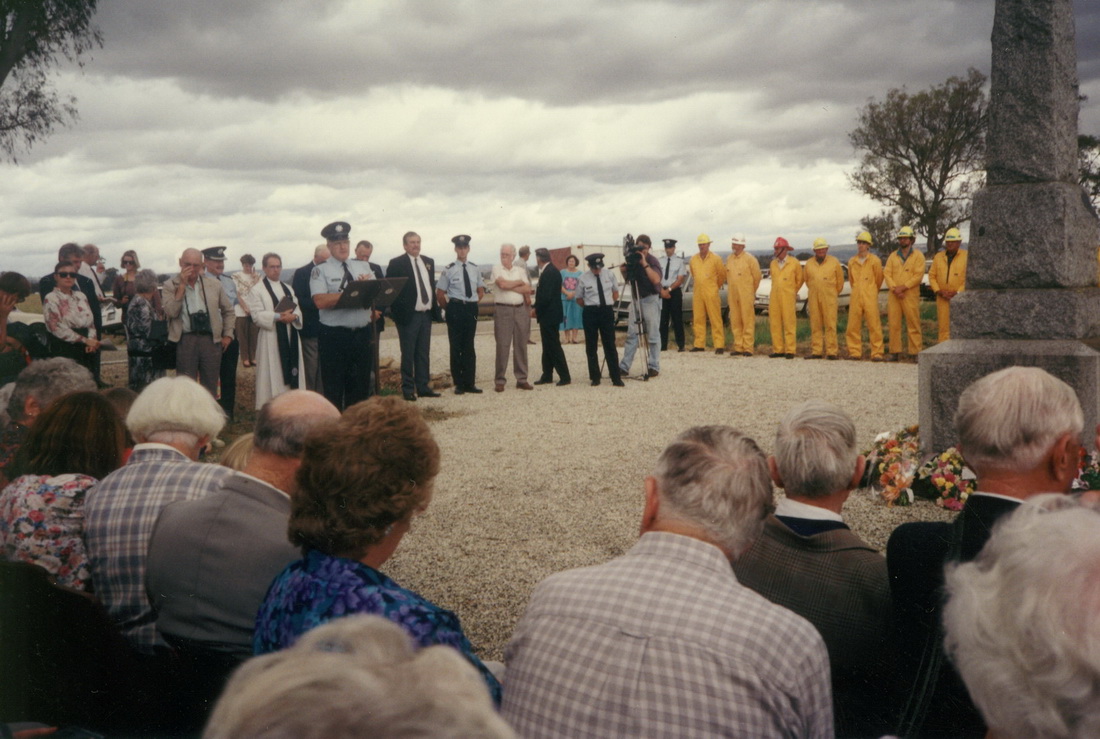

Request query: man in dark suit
[
  {"left": 887, "top": 366, "right": 1083, "bottom": 738},
  {"left": 291, "top": 244, "right": 329, "bottom": 394},
  {"left": 733, "top": 400, "right": 891, "bottom": 738},
  {"left": 532, "top": 248, "right": 570, "bottom": 386},
  {"left": 386, "top": 231, "right": 439, "bottom": 401},
  {"left": 39, "top": 242, "right": 103, "bottom": 384}
]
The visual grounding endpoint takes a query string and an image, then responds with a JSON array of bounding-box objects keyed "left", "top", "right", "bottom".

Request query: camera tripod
[{"left": 606, "top": 272, "right": 651, "bottom": 381}]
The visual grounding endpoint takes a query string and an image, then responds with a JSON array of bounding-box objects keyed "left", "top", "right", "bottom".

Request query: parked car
[{"left": 755, "top": 263, "right": 852, "bottom": 315}]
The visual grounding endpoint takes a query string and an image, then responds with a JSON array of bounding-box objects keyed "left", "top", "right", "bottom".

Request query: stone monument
[{"left": 919, "top": 0, "right": 1100, "bottom": 452}]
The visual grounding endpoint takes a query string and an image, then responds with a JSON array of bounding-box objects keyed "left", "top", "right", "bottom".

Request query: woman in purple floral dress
[
  {"left": 253, "top": 396, "right": 502, "bottom": 703},
  {"left": 0, "top": 391, "right": 126, "bottom": 590}
]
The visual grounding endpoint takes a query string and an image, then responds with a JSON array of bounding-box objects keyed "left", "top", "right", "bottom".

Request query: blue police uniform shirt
[
  {"left": 660, "top": 254, "right": 687, "bottom": 289},
  {"left": 575, "top": 269, "right": 618, "bottom": 307},
  {"left": 207, "top": 270, "right": 238, "bottom": 306},
  {"left": 309, "top": 256, "right": 373, "bottom": 328},
  {"left": 435, "top": 259, "right": 480, "bottom": 302}
]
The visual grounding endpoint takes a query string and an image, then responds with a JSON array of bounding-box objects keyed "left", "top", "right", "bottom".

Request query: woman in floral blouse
[
  {"left": 0, "top": 391, "right": 126, "bottom": 590},
  {"left": 253, "top": 396, "right": 502, "bottom": 704},
  {"left": 44, "top": 260, "right": 100, "bottom": 372}
]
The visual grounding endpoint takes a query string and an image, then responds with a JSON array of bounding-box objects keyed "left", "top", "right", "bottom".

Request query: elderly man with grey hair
[
  {"left": 888, "top": 366, "right": 1084, "bottom": 738},
  {"left": 491, "top": 242, "right": 533, "bottom": 391},
  {"left": 733, "top": 399, "right": 892, "bottom": 738},
  {"left": 206, "top": 615, "right": 514, "bottom": 739},
  {"left": 145, "top": 389, "right": 340, "bottom": 731},
  {"left": 503, "top": 426, "right": 833, "bottom": 738},
  {"left": 84, "top": 375, "right": 231, "bottom": 655},
  {"left": 943, "top": 496, "right": 1100, "bottom": 739}
]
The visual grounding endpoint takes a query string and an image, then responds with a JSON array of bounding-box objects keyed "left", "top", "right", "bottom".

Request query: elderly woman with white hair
[
  {"left": 206, "top": 615, "right": 514, "bottom": 738},
  {"left": 83, "top": 375, "right": 231, "bottom": 655},
  {"left": 943, "top": 495, "right": 1100, "bottom": 739}
]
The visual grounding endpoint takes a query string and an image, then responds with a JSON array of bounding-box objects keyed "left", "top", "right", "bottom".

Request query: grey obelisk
[{"left": 919, "top": 0, "right": 1100, "bottom": 452}]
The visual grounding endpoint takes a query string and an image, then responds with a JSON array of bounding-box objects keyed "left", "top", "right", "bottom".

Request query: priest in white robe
[{"left": 246, "top": 253, "right": 304, "bottom": 409}]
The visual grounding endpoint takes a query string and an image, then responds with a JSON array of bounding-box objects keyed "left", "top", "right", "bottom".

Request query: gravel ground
[{"left": 102, "top": 322, "right": 953, "bottom": 663}]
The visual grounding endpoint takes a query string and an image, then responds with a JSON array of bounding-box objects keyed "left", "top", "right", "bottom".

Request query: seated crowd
[{"left": 1, "top": 356, "right": 1098, "bottom": 738}]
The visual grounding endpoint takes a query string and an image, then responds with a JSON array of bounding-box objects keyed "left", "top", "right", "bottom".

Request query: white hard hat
[{"left": 731, "top": 233, "right": 746, "bottom": 246}]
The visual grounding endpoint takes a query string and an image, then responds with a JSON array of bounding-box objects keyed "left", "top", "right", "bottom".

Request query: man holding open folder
[{"left": 309, "top": 221, "right": 376, "bottom": 410}]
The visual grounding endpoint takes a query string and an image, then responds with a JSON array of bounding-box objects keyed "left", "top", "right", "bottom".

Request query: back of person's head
[
  {"left": 290, "top": 396, "right": 440, "bottom": 558},
  {"left": 58, "top": 242, "right": 83, "bottom": 262},
  {"left": 253, "top": 390, "right": 339, "bottom": 458},
  {"left": 943, "top": 495, "right": 1100, "bottom": 739},
  {"left": 653, "top": 425, "right": 772, "bottom": 556},
  {"left": 7, "top": 358, "right": 96, "bottom": 424},
  {"left": 127, "top": 376, "right": 226, "bottom": 446},
  {"left": 955, "top": 367, "right": 1083, "bottom": 473},
  {"left": 205, "top": 615, "right": 514, "bottom": 739},
  {"left": 220, "top": 433, "right": 254, "bottom": 471},
  {"left": 774, "top": 400, "right": 858, "bottom": 498},
  {"left": 9, "top": 391, "right": 126, "bottom": 480},
  {"left": 134, "top": 268, "right": 158, "bottom": 294}
]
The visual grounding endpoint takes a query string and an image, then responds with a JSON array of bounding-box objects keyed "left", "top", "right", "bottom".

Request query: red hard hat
[{"left": 773, "top": 237, "right": 791, "bottom": 250}]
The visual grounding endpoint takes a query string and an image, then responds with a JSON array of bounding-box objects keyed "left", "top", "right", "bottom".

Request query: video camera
[{"left": 622, "top": 233, "right": 645, "bottom": 276}]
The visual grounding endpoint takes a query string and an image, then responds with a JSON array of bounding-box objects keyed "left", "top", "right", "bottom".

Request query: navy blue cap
[
  {"left": 452, "top": 234, "right": 471, "bottom": 248},
  {"left": 321, "top": 221, "right": 351, "bottom": 242},
  {"left": 201, "top": 246, "right": 227, "bottom": 261}
]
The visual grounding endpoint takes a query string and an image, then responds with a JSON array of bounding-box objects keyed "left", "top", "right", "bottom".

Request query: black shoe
[
  {"left": 647, "top": 369, "right": 659, "bottom": 378},
  {"left": 419, "top": 389, "right": 441, "bottom": 398},
  {"left": 403, "top": 393, "right": 417, "bottom": 401},
  {"left": 612, "top": 379, "right": 625, "bottom": 387},
  {"left": 533, "top": 378, "right": 554, "bottom": 385},
  {"left": 690, "top": 347, "right": 705, "bottom": 352},
  {"left": 454, "top": 387, "right": 466, "bottom": 395},
  {"left": 826, "top": 355, "right": 838, "bottom": 361},
  {"left": 467, "top": 386, "right": 484, "bottom": 393},
  {"left": 590, "top": 380, "right": 601, "bottom": 386},
  {"left": 715, "top": 348, "right": 725, "bottom": 355},
  {"left": 770, "top": 353, "right": 783, "bottom": 358},
  {"left": 742, "top": 352, "right": 754, "bottom": 357},
  {"left": 678, "top": 347, "right": 685, "bottom": 353},
  {"left": 785, "top": 353, "right": 795, "bottom": 359},
  {"left": 805, "top": 355, "right": 822, "bottom": 360},
  {"left": 556, "top": 379, "right": 571, "bottom": 386}
]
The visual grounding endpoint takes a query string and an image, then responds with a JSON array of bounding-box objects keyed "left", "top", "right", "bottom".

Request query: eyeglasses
[
  {"left": 56, "top": 272, "right": 78, "bottom": 278},
  {"left": 121, "top": 260, "right": 135, "bottom": 266}
]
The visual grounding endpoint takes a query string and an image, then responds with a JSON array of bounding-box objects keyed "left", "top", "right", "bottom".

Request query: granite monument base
[{"left": 918, "top": 338, "right": 1100, "bottom": 453}]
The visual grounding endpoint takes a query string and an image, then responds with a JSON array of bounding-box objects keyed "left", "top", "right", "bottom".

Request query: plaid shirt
[
  {"left": 84, "top": 443, "right": 232, "bottom": 653},
  {"left": 503, "top": 532, "right": 834, "bottom": 738}
]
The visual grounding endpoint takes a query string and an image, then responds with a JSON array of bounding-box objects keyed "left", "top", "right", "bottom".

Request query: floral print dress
[
  {"left": 0, "top": 473, "right": 97, "bottom": 590},
  {"left": 253, "top": 548, "right": 502, "bottom": 703}
]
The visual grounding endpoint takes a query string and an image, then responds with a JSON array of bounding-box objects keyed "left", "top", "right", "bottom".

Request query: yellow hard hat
[
  {"left": 812, "top": 237, "right": 829, "bottom": 250},
  {"left": 944, "top": 227, "right": 962, "bottom": 242},
  {"left": 856, "top": 231, "right": 873, "bottom": 244},
  {"left": 697, "top": 233, "right": 711, "bottom": 245},
  {"left": 897, "top": 226, "right": 916, "bottom": 239}
]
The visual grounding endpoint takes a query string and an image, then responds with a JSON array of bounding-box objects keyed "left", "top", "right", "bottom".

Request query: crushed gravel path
[{"left": 377, "top": 324, "right": 953, "bottom": 661}]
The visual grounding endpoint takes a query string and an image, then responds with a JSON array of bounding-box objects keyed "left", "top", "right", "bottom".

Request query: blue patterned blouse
[{"left": 254, "top": 548, "right": 501, "bottom": 704}]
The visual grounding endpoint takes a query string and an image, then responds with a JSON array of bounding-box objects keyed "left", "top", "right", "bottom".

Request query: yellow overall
[
  {"left": 884, "top": 248, "right": 926, "bottom": 355},
  {"left": 804, "top": 256, "right": 844, "bottom": 357},
  {"left": 768, "top": 258, "right": 803, "bottom": 355},
  {"left": 690, "top": 252, "right": 726, "bottom": 349},
  {"left": 928, "top": 249, "right": 967, "bottom": 343},
  {"left": 726, "top": 252, "right": 761, "bottom": 354},
  {"left": 845, "top": 254, "right": 885, "bottom": 359}
]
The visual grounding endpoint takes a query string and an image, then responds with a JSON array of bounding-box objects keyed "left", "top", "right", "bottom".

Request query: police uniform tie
[
  {"left": 415, "top": 257, "right": 430, "bottom": 305},
  {"left": 340, "top": 262, "right": 353, "bottom": 291},
  {"left": 596, "top": 274, "right": 607, "bottom": 307},
  {"left": 463, "top": 263, "right": 472, "bottom": 298},
  {"left": 664, "top": 258, "right": 670, "bottom": 280}
]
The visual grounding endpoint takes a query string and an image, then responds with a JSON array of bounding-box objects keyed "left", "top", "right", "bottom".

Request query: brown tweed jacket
[{"left": 733, "top": 514, "right": 894, "bottom": 738}]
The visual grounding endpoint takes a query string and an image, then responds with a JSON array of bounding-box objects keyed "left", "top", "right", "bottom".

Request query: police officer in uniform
[
  {"left": 309, "top": 221, "right": 376, "bottom": 411},
  {"left": 575, "top": 253, "right": 623, "bottom": 387},
  {"left": 203, "top": 246, "right": 240, "bottom": 420},
  {"left": 658, "top": 238, "right": 687, "bottom": 352},
  {"left": 435, "top": 235, "right": 485, "bottom": 395}
]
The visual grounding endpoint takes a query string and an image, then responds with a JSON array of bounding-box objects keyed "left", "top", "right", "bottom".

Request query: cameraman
[
  {"left": 618, "top": 234, "right": 663, "bottom": 378},
  {"left": 164, "top": 247, "right": 235, "bottom": 399}
]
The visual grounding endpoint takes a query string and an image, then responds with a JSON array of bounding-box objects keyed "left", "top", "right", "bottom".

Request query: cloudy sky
[{"left": 3, "top": 0, "right": 1099, "bottom": 278}]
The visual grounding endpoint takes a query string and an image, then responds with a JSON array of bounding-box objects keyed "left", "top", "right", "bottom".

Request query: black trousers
[
  {"left": 660, "top": 288, "right": 685, "bottom": 350},
  {"left": 318, "top": 323, "right": 374, "bottom": 411},
  {"left": 538, "top": 319, "right": 571, "bottom": 382},
  {"left": 445, "top": 300, "right": 479, "bottom": 390},
  {"left": 583, "top": 306, "right": 620, "bottom": 383},
  {"left": 218, "top": 338, "right": 239, "bottom": 419}
]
